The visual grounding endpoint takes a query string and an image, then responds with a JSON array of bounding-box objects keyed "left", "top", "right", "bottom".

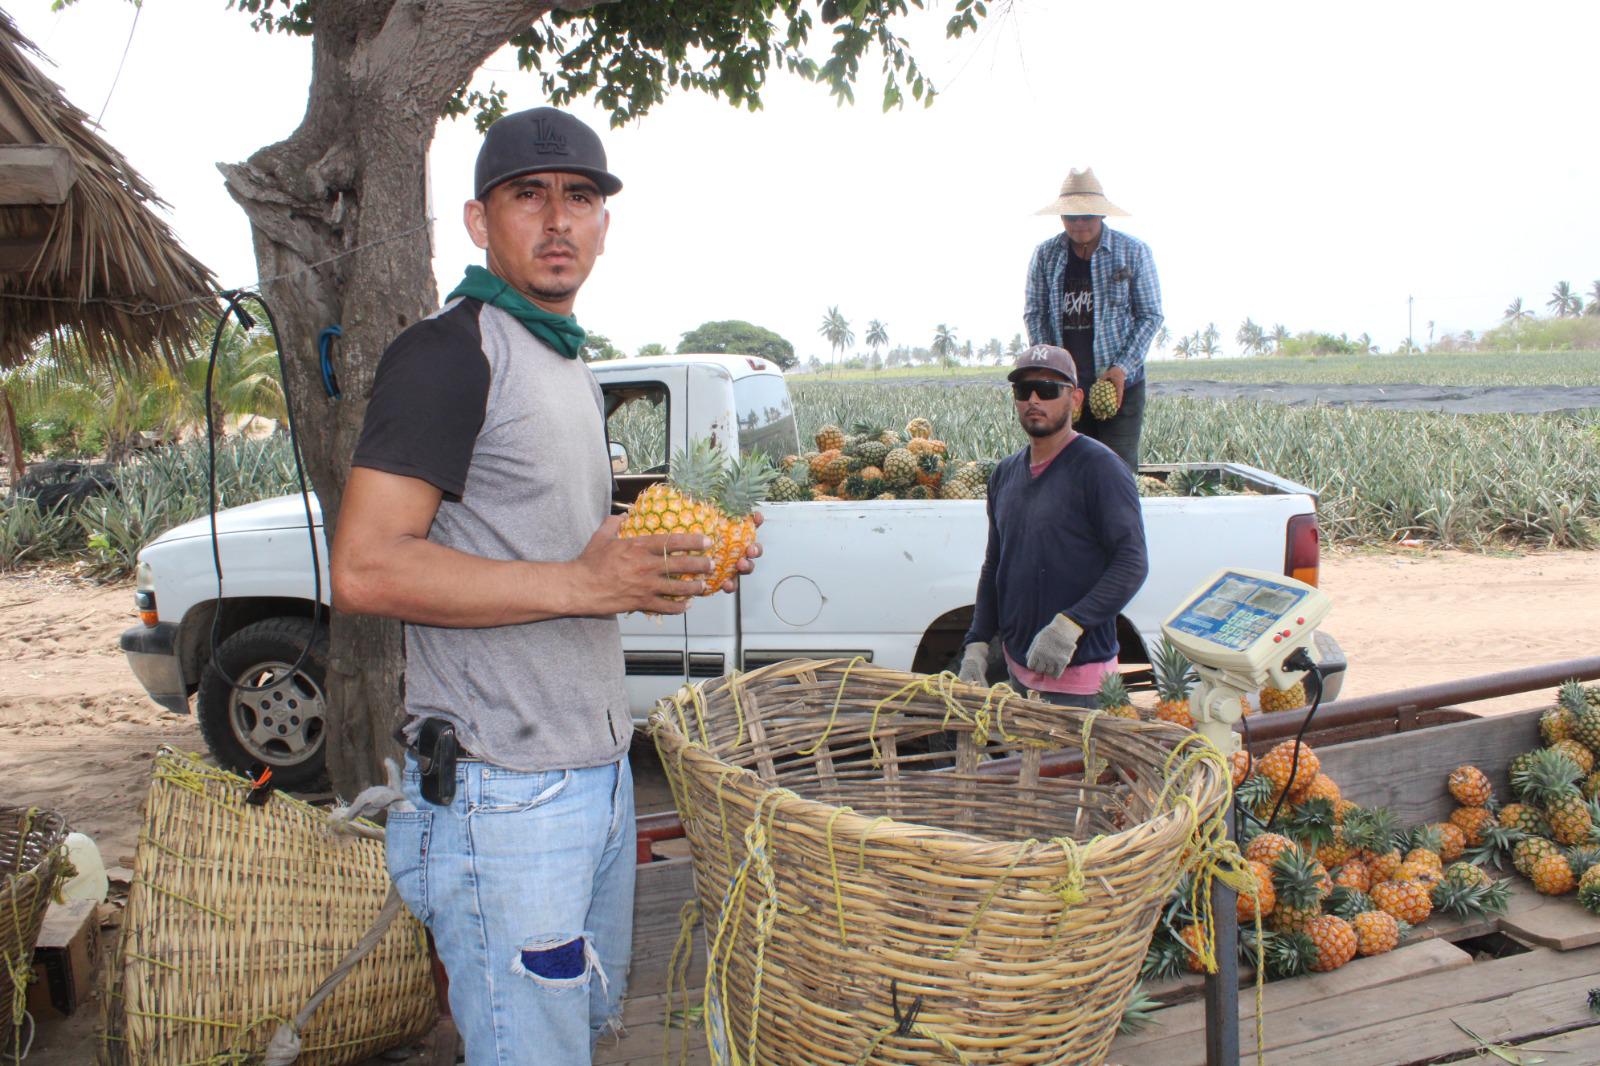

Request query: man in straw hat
[
  {"left": 1023, "top": 168, "right": 1163, "bottom": 473},
  {"left": 332, "top": 107, "right": 758, "bottom": 1064},
  {"left": 957, "top": 343, "right": 1149, "bottom": 705}
]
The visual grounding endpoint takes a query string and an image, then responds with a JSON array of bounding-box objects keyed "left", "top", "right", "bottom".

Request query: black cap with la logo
[{"left": 474, "top": 107, "right": 624, "bottom": 201}]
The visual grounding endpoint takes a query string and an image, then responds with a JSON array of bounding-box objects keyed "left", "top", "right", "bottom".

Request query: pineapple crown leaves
[
  {"left": 1326, "top": 886, "right": 1375, "bottom": 919},
  {"left": 1558, "top": 678, "right": 1590, "bottom": 714},
  {"left": 1512, "top": 747, "right": 1584, "bottom": 807},
  {"left": 1262, "top": 930, "right": 1315, "bottom": 981},
  {"left": 717, "top": 450, "right": 778, "bottom": 517},
  {"left": 1116, "top": 982, "right": 1162, "bottom": 1036},
  {"left": 1271, "top": 848, "right": 1329, "bottom": 909},
  {"left": 1566, "top": 844, "right": 1600, "bottom": 880},
  {"left": 1153, "top": 637, "right": 1197, "bottom": 701},
  {"left": 1235, "top": 773, "right": 1276, "bottom": 815},
  {"left": 1404, "top": 823, "right": 1445, "bottom": 855},
  {"left": 1341, "top": 805, "right": 1401, "bottom": 854},
  {"left": 1096, "top": 671, "right": 1132, "bottom": 711},
  {"left": 1465, "top": 821, "right": 1526, "bottom": 868},
  {"left": 1429, "top": 875, "right": 1510, "bottom": 919},
  {"left": 668, "top": 438, "right": 729, "bottom": 500},
  {"left": 1285, "top": 798, "right": 1339, "bottom": 848}
]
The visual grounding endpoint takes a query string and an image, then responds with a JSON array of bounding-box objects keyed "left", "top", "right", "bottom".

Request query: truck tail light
[{"left": 1285, "top": 513, "right": 1320, "bottom": 587}]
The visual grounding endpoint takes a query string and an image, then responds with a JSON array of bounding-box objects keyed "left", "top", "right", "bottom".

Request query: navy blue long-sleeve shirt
[{"left": 963, "top": 435, "right": 1149, "bottom": 667}]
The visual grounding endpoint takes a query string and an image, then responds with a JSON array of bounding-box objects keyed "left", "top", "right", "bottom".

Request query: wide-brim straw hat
[{"left": 1035, "top": 167, "right": 1128, "bottom": 216}]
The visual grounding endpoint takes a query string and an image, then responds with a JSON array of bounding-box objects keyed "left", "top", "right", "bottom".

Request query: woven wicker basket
[
  {"left": 653, "top": 660, "right": 1231, "bottom": 1066},
  {"left": 97, "top": 749, "right": 435, "bottom": 1066},
  {"left": 1, "top": 804, "right": 68, "bottom": 1061}
]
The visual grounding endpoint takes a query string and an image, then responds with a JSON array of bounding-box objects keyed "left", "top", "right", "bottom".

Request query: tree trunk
[
  {"left": 0, "top": 386, "right": 24, "bottom": 485},
  {"left": 219, "top": 0, "right": 592, "bottom": 795}
]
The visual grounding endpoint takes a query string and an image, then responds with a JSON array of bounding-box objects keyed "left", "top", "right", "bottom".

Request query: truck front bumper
[{"left": 120, "top": 623, "right": 190, "bottom": 716}]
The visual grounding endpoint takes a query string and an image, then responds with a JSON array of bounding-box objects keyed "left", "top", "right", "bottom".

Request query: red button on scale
[
  {"left": 1296, "top": 617, "right": 1305, "bottom": 625},
  {"left": 1274, "top": 636, "right": 1282, "bottom": 643}
]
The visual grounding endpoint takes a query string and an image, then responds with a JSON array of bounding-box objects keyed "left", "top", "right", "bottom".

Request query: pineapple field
[{"left": 788, "top": 380, "right": 1600, "bottom": 549}]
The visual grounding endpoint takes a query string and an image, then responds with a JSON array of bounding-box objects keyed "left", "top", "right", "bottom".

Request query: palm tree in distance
[
  {"left": 1548, "top": 282, "right": 1581, "bottom": 318},
  {"left": 1587, "top": 281, "right": 1600, "bottom": 316},
  {"left": 1154, "top": 325, "right": 1171, "bottom": 353},
  {"left": 1200, "top": 323, "right": 1221, "bottom": 358},
  {"left": 1174, "top": 334, "right": 1193, "bottom": 360},
  {"left": 931, "top": 324, "right": 958, "bottom": 368},
  {"left": 1503, "top": 297, "right": 1531, "bottom": 322},
  {"left": 817, "top": 306, "right": 854, "bottom": 372},
  {"left": 865, "top": 320, "right": 888, "bottom": 371},
  {"left": 1271, "top": 324, "right": 1290, "bottom": 353},
  {"left": 1235, "top": 318, "right": 1265, "bottom": 357},
  {"left": 1355, "top": 332, "right": 1379, "bottom": 354}
]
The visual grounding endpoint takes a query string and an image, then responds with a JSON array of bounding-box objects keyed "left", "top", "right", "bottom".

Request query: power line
[{"left": 96, "top": 2, "right": 142, "bottom": 127}]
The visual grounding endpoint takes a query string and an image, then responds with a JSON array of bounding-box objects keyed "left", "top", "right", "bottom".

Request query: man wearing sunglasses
[
  {"left": 1023, "top": 168, "right": 1163, "bottom": 474},
  {"left": 957, "top": 345, "right": 1149, "bottom": 706}
]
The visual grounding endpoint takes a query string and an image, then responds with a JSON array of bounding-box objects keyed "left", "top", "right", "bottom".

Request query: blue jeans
[{"left": 386, "top": 753, "right": 636, "bottom": 1065}]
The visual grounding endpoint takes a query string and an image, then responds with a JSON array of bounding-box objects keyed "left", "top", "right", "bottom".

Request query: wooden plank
[
  {"left": 1273, "top": 968, "right": 1600, "bottom": 1065},
  {"left": 1500, "top": 1022, "right": 1600, "bottom": 1057},
  {"left": 1113, "top": 943, "right": 1598, "bottom": 1065},
  {"left": 1314, "top": 707, "right": 1541, "bottom": 822},
  {"left": 1495, "top": 875, "right": 1600, "bottom": 951},
  {"left": 0, "top": 144, "right": 75, "bottom": 204},
  {"left": 629, "top": 856, "right": 704, "bottom": 998},
  {"left": 1110, "top": 938, "right": 1473, "bottom": 1059},
  {"left": 600, "top": 988, "right": 709, "bottom": 1066}
]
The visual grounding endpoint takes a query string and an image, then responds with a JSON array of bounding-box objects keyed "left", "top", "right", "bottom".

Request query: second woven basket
[{"left": 654, "top": 659, "right": 1231, "bottom": 1066}]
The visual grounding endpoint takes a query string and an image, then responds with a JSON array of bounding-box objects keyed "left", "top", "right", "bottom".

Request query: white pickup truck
[{"left": 120, "top": 353, "right": 1344, "bottom": 789}]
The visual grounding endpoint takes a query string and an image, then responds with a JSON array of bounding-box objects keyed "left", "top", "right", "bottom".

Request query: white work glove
[
  {"left": 1025, "top": 614, "right": 1084, "bottom": 678},
  {"left": 957, "top": 641, "right": 990, "bottom": 686}
]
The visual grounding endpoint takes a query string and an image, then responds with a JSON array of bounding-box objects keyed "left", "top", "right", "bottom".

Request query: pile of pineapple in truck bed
[{"left": 764, "top": 418, "right": 1263, "bottom": 502}]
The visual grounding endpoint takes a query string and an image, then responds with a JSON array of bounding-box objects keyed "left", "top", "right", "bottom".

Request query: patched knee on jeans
[{"left": 513, "top": 933, "right": 607, "bottom": 991}]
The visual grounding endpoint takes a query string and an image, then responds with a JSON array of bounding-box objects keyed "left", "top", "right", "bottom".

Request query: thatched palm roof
[{"left": 0, "top": 9, "right": 216, "bottom": 370}]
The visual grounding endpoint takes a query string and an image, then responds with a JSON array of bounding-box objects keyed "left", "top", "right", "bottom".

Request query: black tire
[{"left": 197, "top": 616, "right": 331, "bottom": 792}]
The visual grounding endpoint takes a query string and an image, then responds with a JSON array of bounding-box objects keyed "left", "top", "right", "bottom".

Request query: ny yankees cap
[
  {"left": 474, "top": 107, "right": 623, "bottom": 201},
  {"left": 1007, "top": 344, "right": 1078, "bottom": 386}
]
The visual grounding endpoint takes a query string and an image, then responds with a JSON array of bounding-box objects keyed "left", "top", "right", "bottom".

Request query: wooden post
[{"left": 1204, "top": 802, "right": 1239, "bottom": 1066}]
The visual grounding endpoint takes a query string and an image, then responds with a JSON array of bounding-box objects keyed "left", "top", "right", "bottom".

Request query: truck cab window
[
  {"left": 604, "top": 385, "right": 669, "bottom": 475},
  {"left": 733, "top": 374, "right": 801, "bottom": 459}
]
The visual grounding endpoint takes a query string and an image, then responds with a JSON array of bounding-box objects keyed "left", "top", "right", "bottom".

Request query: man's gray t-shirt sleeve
[{"left": 351, "top": 304, "right": 491, "bottom": 499}]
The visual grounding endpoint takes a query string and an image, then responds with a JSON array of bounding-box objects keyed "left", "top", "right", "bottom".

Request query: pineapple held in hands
[
  {"left": 1088, "top": 375, "right": 1121, "bottom": 421},
  {"left": 618, "top": 440, "right": 771, "bottom": 597},
  {"left": 708, "top": 451, "right": 777, "bottom": 591}
]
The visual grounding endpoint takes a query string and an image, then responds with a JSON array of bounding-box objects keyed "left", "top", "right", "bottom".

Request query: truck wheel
[{"left": 197, "top": 617, "right": 330, "bottom": 792}]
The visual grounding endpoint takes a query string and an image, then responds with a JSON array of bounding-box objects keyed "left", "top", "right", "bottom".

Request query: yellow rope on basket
[
  {"left": 824, "top": 805, "right": 856, "bottom": 945},
  {"left": 943, "top": 838, "right": 1035, "bottom": 961},
  {"left": 800, "top": 656, "right": 870, "bottom": 758},
  {"left": 663, "top": 899, "right": 700, "bottom": 1066}
]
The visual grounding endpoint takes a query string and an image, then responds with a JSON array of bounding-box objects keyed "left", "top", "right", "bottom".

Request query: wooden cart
[{"left": 605, "top": 703, "right": 1600, "bottom": 1065}]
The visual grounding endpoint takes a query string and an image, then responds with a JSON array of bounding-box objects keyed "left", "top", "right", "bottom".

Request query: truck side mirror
[{"left": 609, "top": 441, "right": 629, "bottom": 474}]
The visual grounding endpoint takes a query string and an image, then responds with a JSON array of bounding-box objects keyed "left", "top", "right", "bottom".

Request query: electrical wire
[
  {"left": 204, "top": 290, "right": 323, "bottom": 694},
  {"left": 96, "top": 1, "right": 142, "bottom": 126},
  {"left": 1263, "top": 659, "right": 1326, "bottom": 832}
]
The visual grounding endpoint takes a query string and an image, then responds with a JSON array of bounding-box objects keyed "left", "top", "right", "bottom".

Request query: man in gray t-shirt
[{"left": 331, "top": 108, "right": 755, "bottom": 1065}]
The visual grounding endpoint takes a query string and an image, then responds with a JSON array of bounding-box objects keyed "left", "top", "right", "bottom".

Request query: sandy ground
[{"left": 2, "top": 548, "right": 1598, "bottom": 1060}]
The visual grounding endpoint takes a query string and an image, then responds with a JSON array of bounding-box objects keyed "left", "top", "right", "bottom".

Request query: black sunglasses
[{"left": 1012, "top": 379, "right": 1072, "bottom": 401}]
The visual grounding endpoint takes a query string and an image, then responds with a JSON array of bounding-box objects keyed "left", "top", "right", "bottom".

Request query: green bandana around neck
[{"left": 446, "top": 265, "right": 587, "bottom": 359}]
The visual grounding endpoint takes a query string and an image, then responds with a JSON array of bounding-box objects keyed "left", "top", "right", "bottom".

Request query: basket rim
[{"left": 650, "top": 659, "right": 1229, "bottom": 864}]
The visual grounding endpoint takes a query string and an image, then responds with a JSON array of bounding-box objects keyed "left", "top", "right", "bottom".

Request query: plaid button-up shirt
[{"left": 1023, "top": 226, "right": 1163, "bottom": 384}]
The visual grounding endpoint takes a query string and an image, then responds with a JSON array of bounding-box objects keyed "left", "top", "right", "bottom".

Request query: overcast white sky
[{"left": 12, "top": 1, "right": 1600, "bottom": 362}]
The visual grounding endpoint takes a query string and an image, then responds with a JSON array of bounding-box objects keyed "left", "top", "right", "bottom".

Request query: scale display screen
[{"left": 1169, "top": 572, "right": 1310, "bottom": 652}]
